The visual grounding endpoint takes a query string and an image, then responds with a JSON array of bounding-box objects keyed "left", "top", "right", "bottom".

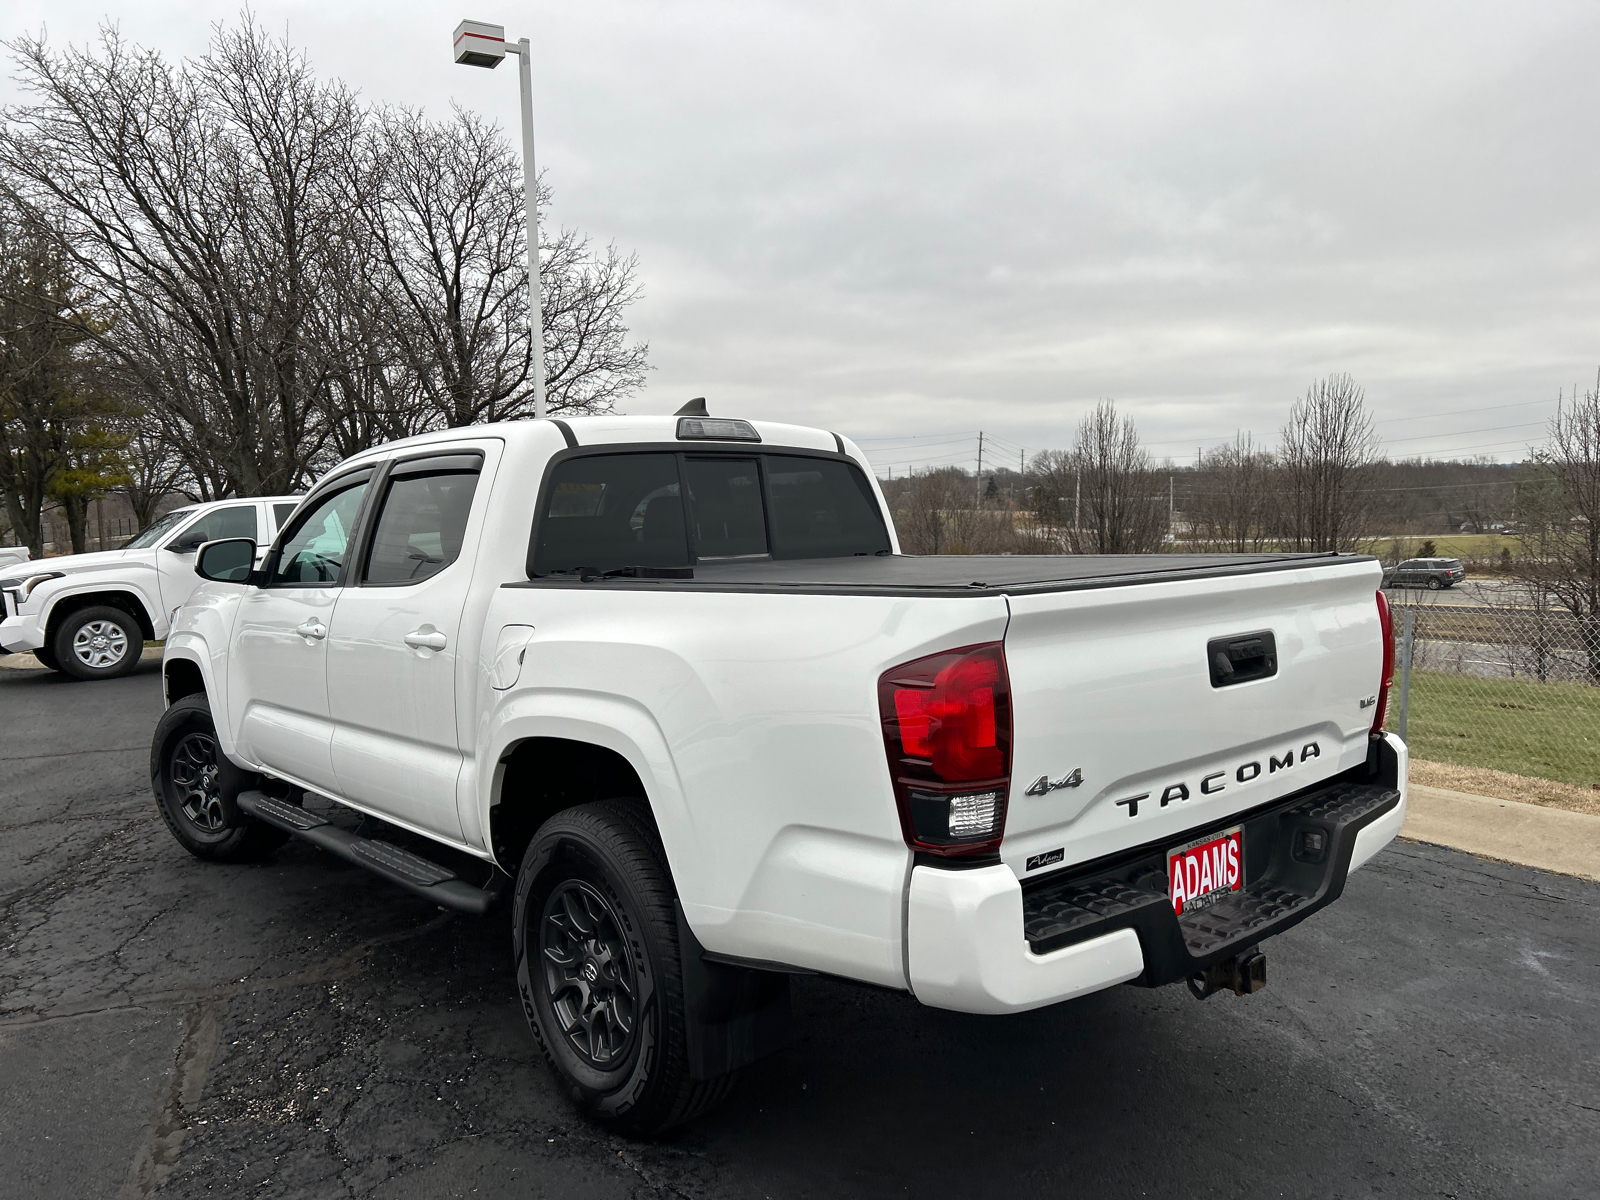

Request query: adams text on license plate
[{"left": 1167, "top": 826, "right": 1242, "bottom": 916}]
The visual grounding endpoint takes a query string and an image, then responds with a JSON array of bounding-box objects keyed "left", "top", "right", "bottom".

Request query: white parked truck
[
  {"left": 151, "top": 409, "right": 1407, "bottom": 1135},
  {"left": 0, "top": 495, "right": 301, "bottom": 679}
]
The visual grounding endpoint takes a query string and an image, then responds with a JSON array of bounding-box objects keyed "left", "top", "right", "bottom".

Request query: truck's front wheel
[
  {"left": 54, "top": 605, "right": 144, "bottom": 680},
  {"left": 151, "top": 695, "right": 289, "bottom": 862},
  {"left": 513, "top": 801, "right": 734, "bottom": 1137}
]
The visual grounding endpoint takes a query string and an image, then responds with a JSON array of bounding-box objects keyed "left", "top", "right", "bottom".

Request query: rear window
[{"left": 531, "top": 451, "right": 889, "bottom": 575}]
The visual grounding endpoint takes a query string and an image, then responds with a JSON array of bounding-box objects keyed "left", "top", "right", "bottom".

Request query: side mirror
[
  {"left": 195, "top": 538, "right": 258, "bottom": 583},
  {"left": 168, "top": 530, "right": 208, "bottom": 553}
]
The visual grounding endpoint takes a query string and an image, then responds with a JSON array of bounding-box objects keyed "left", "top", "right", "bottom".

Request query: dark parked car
[{"left": 1382, "top": 557, "right": 1466, "bottom": 590}]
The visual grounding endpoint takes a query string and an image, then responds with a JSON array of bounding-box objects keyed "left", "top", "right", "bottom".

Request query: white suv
[{"left": 0, "top": 495, "right": 301, "bottom": 680}]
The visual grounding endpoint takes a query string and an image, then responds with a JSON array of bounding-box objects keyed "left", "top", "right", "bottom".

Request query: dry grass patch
[{"left": 1410, "top": 758, "right": 1600, "bottom": 817}]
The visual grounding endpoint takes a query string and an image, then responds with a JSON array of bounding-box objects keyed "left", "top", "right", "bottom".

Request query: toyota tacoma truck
[
  {"left": 151, "top": 406, "right": 1407, "bottom": 1135},
  {"left": 0, "top": 494, "right": 301, "bottom": 679}
]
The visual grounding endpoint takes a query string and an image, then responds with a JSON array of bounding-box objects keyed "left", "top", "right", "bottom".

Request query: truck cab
[{"left": 0, "top": 495, "right": 302, "bottom": 679}]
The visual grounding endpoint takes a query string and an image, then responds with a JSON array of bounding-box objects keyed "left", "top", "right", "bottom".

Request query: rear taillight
[
  {"left": 878, "top": 642, "right": 1012, "bottom": 856},
  {"left": 1372, "top": 589, "right": 1395, "bottom": 734}
]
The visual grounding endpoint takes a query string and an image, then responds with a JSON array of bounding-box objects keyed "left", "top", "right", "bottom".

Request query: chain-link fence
[{"left": 1389, "top": 599, "right": 1600, "bottom": 793}]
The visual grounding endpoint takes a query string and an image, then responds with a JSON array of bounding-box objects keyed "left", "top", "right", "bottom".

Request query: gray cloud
[{"left": 6, "top": 0, "right": 1598, "bottom": 471}]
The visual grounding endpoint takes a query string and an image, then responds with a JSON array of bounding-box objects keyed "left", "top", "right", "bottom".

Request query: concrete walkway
[{"left": 1402, "top": 783, "right": 1600, "bottom": 882}]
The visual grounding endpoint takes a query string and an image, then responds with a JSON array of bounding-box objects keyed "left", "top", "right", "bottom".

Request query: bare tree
[
  {"left": 114, "top": 414, "right": 189, "bottom": 530},
  {"left": 359, "top": 105, "right": 647, "bottom": 428},
  {"left": 1514, "top": 376, "right": 1600, "bottom": 680},
  {"left": 2, "top": 17, "right": 651, "bottom": 500},
  {"left": 1, "top": 21, "right": 362, "bottom": 495},
  {"left": 1042, "top": 401, "right": 1166, "bottom": 554},
  {"left": 1275, "top": 374, "right": 1380, "bottom": 552},
  {"left": 1186, "top": 433, "right": 1275, "bottom": 552}
]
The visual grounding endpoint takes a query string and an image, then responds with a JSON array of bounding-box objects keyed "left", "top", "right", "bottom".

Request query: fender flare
[
  {"left": 161, "top": 634, "right": 247, "bottom": 765},
  {"left": 480, "top": 689, "right": 702, "bottom": 898},
  {"left": 40, "top": 583, "right": 161, "bottom": 642}
]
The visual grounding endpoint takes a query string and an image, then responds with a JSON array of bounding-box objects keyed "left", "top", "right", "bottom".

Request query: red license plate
[{"left": 1167, "top": 826, "right": 1243, "bottom": 916}]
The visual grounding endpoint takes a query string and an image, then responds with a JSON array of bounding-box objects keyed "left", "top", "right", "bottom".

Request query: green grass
[
  {"left": 1402, "top": 670, "right": 1600, "bottom": 787},
  {"left": 1368, "top": 534, "right": 1526, "bottom": 561}
]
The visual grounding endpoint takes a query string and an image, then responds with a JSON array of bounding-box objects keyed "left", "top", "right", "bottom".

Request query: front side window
[
  {"left": 363, "top": 459, "right": 483, "bottom": 585},
  {"left": 269, "top": 477, "right": 370, "bottom": 585},
  {"left": 273, "top": 502, "right": 299, "bottom": 530},
  {"left": 176, "top": 504, "right": 259, "bottom": 546},
  {"left": 530, "top": 451, "right": 889, "bottom": 575}
]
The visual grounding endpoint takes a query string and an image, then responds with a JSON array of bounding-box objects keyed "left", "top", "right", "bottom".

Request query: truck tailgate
[{"left": 1000, "top": 557, "right": 1385, "bottom": 881}]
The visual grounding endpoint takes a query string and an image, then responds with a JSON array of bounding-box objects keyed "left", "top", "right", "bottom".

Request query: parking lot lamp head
[
  {"left": 452, "top": 18, "right": 547, "bottom": 420},
  {"left": 452, "top": 20, "right": 506, "bottom": 67}
]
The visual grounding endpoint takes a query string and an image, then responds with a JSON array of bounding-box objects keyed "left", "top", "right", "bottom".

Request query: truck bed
[{"left": 516, "top": 552, "right": 1362, "bottom": 597}]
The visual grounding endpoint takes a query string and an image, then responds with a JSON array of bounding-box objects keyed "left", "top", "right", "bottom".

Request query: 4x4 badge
[{"left": 1026, "top": 768, "right": 1083, "bottom": 796}]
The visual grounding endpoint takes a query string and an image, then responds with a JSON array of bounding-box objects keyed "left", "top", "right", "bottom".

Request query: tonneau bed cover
[{"left": 516, "top": 552, "right": 1364, "bottom": 597}]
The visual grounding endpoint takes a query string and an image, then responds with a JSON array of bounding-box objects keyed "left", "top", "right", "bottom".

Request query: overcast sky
[{"left": 5, "top": 1, "right": 1599, "bottom": 474}]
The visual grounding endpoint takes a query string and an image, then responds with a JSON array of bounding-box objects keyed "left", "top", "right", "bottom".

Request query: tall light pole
[{"left": 453, "top": 19, "right": 547, "bottom": 419}]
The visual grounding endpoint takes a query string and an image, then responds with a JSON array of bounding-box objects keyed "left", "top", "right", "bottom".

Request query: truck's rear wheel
[
  {"left": 54, "top": 605, "right": 143, "bottom": 680},
  {"left": 151, "top": 695, "right": 289, "bottom": 862},
  {"left": 513, "top": 800, "right": 734, "bottom": 1137}
]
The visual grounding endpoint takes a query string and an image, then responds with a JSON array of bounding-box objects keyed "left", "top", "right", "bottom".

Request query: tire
[
  {"left": 32, "top": 646, "right": 60, "bottom": 672},
  {"left": 1427, "top": 577, "right": 1442, "bottom": 591},
  {"left": 513, "top": 800, "right": 735, "bottom": 1137},
  {"left": 151, "top": 694, "right": 289, "bottom": 862},
  {"left": 53, "top": 605, "right": 143, "bottom": 680}
]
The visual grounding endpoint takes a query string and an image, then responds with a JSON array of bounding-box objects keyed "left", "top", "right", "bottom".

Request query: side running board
[{"left": 237, "top": 789, "right": 505, "bottom": 916}]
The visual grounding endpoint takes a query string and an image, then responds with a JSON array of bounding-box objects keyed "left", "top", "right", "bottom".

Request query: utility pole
[
  {"left": 1169, "top": 475, "right": 1175, "bottom": 536},
  {"left": 975, "top": 431, "right": 984, "bottom": 509},
  {"left": 1074, "top": 472, "right": 1081, "bottom": 534},
  {"left": 454, "top": 19, "right": 547, "bottom": 418}
]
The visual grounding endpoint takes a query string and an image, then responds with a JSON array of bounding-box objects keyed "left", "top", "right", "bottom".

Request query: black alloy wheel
[
  {"left": 169, "top": 730, "right": 228, "bottom": 832},
  {"left": 151, "top": 694, "right": 288, "bottom": 862},
  {"left": 540, "top": 879, "right": 641, "bottom": 1067},
  {"left": 513, "top": 800, "right": 735, "bottom": 1136}
]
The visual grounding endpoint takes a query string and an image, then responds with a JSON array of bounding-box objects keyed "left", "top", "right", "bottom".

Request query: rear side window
[
  {"left": 766, "top": 456, "right": 891, "bottom": 558},
  {"left": 533, "top": 454, "right": 689, "bottom": 575},
  {"left": 362, "top": 456, "right": 483, "bottom": 585},
  {"left": 530, "top": 451, "right": 889, "bottom": 575}
]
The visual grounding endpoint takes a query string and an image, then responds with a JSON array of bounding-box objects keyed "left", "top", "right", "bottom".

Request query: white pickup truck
[
  {"left": 0, "top": 495, "right": 301, "bottom": 679},
  {"left": 151, "top": 408, "right": 1407, "bottom": 1135}
]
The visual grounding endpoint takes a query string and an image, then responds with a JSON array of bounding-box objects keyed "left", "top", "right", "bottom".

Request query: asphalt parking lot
[{"left": 2, "top": 661, "right": 1597, "bottom": 1199}]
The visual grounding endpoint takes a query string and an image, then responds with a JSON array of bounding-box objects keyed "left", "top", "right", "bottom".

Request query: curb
[
  {"left": 0, "top": 647, "right": 165, "bottom": 672},
  {"left": 1401, "top": 784, "right": 1600, "bottom": 883}
]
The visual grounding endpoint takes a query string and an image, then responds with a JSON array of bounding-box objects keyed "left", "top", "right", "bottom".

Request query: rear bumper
[{"left": 906, "top": 734, "right": 1407, "bottom": 1015}]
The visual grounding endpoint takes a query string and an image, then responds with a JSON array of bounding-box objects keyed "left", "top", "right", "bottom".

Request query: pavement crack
[
  {"left": 0, "top": 911, "right": 455, "bottom": 1028},
  {"left": 116, "top": 998, "right": 226, "bottom": 1198},
  {"left": 0, "top": 746, "right": 147, "bottom": 762}
]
